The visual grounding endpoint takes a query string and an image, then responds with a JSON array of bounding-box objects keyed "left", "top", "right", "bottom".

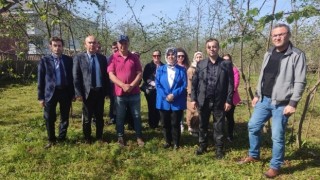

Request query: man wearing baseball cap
[{"left": 107, "top": 35, "right": 145, "bottom": 147}]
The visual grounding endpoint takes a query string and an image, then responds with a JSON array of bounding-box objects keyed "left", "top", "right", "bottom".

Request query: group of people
[{"left": 37, "top": 23, "right": 307, "bottom": 178}]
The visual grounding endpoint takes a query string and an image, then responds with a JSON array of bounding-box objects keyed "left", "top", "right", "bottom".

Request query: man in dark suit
[
  {"left": 73, "top": 35, "right": 109, "bottom": 143},
  {"left": 190, "top": 38, "right": 234, "bottom": 159},
  {"left": 37, "top": 36, "right": 74, "bottom": 149}
]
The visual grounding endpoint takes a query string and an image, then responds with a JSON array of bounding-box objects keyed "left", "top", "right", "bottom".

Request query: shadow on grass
[
  {"left": 281, "top": 145, "right": 320, "bottom": 175},
  {"left": 0, "top": 78, "right": 36, "bottom": 89},
  {"left": 0, "top": 119, "right": 20, "bottom": 126}
]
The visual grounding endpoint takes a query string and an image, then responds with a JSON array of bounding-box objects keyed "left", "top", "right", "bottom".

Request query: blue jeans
[
  {"left": 115, "top": 94, "right": 142, "bottom": 138},
  {"left": 248, "top": 96, "right": 289, "bottom": 170}
]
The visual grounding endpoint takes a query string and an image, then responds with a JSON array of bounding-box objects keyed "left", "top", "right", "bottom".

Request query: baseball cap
[{"left": 118, "top": 35, "right": 129, "bottom": 42}]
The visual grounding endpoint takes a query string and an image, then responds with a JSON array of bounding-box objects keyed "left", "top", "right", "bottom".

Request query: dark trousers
[
  {"left": 160, "top": 110, "right": 183, "bottom": 146},
  {"left": 225, "top": 105, "right": 235, "bottom": 139},
  {"left": 82, "top": 88, "right": 105, "bottom": 140},
  {"left": 44, "top": 88, "right": 72, "bottom": 142},
  {"left": 145, "top": 90, "right": 160, "bottom": 128},
  {"left": 109, "top": 94, "right": 116, "bottom": 119},
  {"left": 198, "top": 98, "right": 225, "bottom": 150}
]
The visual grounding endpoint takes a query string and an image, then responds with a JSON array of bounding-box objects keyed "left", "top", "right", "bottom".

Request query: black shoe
[
  {"left": 84, "top": 137, "right": 92, "bottom": 144},
  {"left": 57, "top": 137, "right": 66, "bottom": 143},
  {"left": 195, "top": 147, "right": 207, "bottom": 155},
  {"left": 215, "top": 152, "right": 224, "bottom": 159},
  {"left": 163, "top": 143, "right": 171, "bottom": 149},
  {"left": 44, "top": 141, "right": 55, "bottom": 149}
]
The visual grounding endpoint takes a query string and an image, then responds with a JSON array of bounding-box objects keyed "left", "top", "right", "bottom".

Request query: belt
[
  {"left": 91, "top": 87, "right": 102, "bottom": 91},
  {"left": 55, "top": 86, "right": 67, "bottom": 90}
]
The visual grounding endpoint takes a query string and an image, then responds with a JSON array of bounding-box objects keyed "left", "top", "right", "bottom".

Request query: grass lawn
[{"left": 0, "top": 81, "right": 319, "bottom": 179}]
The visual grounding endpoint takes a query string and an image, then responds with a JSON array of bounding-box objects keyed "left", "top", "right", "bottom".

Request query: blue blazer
[
  {"left": 155, "top": 65, "right": 187, "bottom": 111},
  {"left": 37, "top": 54, "right": 74, "bottom": 102},
  {"left": 73, "top": 52, "right": 109, "bottom": 99}
]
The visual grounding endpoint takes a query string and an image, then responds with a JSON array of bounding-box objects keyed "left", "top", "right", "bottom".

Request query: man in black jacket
[
  {"left": 37, "top": 37, "right": 74, "bottom": 149},
  {"left": 73, "top": 35, "right": 109, "bottom": 143},
  {"left": 190, "top": 38, "right": 234, "bottom": 159}
]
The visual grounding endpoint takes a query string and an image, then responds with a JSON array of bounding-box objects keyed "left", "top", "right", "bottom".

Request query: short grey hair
[{"left": 273, "top": 23, "right": 291, "bottom": 35}]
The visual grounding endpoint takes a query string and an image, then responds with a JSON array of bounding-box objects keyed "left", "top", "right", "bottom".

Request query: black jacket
[{"left": 191, "top": 57, "right": 234, "bottom": 109}]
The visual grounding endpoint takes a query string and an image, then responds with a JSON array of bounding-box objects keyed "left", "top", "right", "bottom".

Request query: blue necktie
[
  {"left": 59, "top": 59, "right": 67, "bottom": 86},
  {"left": 91, "top": 55, "right": 96, "bottom": 87}
]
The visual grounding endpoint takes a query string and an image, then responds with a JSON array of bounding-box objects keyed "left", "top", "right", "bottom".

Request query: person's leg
[
  {"left": 145, "top": 92, "right": 153, "bottom": 128},
  {"left": 160, "top": 110, "right": 172, "bottom": 145},
  {"left": 225, "top": 105, "right": 235, "bottom": 140},
  {"left": 186, "top": 106, "right": 192, "bottom": 131},
  {"left": 270, "top": 104, "right": 289, "bottom": 170},
  {"left": 198, "top": 99, "right": 211, "bottom": 149},
  {"left": 212, "top": 108, "right": 225, "bottom": 151},
  {"left": 57, "top": 89, "right": 71, "bottom": 140},
  {"left": 44, "top": 92, "right": 58, "bottom": 142},
  {"left": 109, "top": 94, "right": 116, "bottom": 122},
  {"left": 129, "top": 94, "right": 142, "bottom": 138},
  {"left": 94, "top": 90, "right": 105, "bottom": 140},
  {"left": 115, "top": 96, "right": 127, "bottom": 137},
  {"left": 171, "top": 110, "right": 183, "bottom": 147},
  {"left": 248, "top": 97, "right": 272, "bottom": 159},
  {"left": 148, "top": 90, "right": 159, "bottom": 128},
  {"left": 82, "top": 93, "right": 94, "bottom": 141}
]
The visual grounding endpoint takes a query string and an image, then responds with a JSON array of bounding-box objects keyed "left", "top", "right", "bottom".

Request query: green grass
[{"left": 0, "top": 81, "right": 319, "bottom": 179}]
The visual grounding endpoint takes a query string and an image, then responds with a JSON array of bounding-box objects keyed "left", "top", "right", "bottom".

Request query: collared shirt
[
  {"left": 167, "top": 65, "right": 176, "bottom": 88},
  {"left": 87, "top": 53, "right": 102, "bottom": 87},
  {"left": 107, "top": 51, "right": 142, "bottom": 96},
  {"left": 52, "top": 54, "right": 64, "bottom": 86},
  {"left": 206, "top": 60, "right": 219, "bottom": 98}
]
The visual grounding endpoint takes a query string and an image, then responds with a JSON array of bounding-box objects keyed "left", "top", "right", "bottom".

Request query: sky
[{"left": 77, "top": 0, "right": 292, "bottom": 25}]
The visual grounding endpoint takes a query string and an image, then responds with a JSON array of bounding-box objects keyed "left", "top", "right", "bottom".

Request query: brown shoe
[
  {"left": 238, "top": 156, "right": 259, "bottom": 164},
  {"left": 118, "top": 137, "right": 125, "bottom": 147},
  {"left": 264, "top": 168, "right": 279, "bottom": 179},
  {"left": 137, "top": 138, "right": 145, "bottom": 147}
]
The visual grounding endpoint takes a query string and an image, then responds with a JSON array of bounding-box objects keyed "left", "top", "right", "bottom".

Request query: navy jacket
[{"left": 37, "top": 54, "right": 74, "bottom": 102}]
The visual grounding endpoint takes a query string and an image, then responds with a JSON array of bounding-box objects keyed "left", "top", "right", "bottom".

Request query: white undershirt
[{"left": 167, "top": 66, "right": 175, "bottom": 88}]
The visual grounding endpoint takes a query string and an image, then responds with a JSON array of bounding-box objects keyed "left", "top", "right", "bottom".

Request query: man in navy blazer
[
  {"left": 191, "top": 38, "right": 234, "bottom": 159},
  {"left": 37, "top": 37, "right": 74, "bottom": 149},
  {"left": 73, "top": 35, "right": 109, "bottom": 143}
]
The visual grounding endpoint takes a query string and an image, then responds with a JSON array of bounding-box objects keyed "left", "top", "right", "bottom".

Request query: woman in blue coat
[{"left": 156, "top": 47, "right": 187, "bottom": 149}]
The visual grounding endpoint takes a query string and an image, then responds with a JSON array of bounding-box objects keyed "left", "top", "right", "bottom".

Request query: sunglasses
[
  {"left": 153, "top": 55, "right": 161, "bottom": 57},
  {"left": 177, "top": 55, "right": 185, "bottom": 58}
]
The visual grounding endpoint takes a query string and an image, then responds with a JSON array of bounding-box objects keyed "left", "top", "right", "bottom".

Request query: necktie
[
  {"left": 59, "top": 59, "right": 67, "bottom": 86},
  {"left": 91, "top": 55, "right": 96, "bottom": 87}
]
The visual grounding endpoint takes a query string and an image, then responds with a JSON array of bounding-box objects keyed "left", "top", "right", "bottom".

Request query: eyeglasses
[
  {"left": 271, "top": 32, "right": 288, "bottom": 38},
  {"left": 177, "top": 55, "right": 185, "bottom": 58},
  {"left": 167, "top": 53, "right": 175, "bottom": 56},
  {"left": 207, "top": 46, "right": 217, "bottom": 49},
  {"left": 153, "top": 55, "right": 161, "bottom": 58}
]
